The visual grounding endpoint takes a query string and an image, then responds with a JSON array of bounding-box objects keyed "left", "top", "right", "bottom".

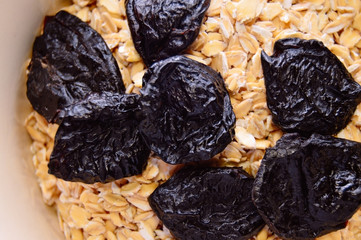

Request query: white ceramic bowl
[{"left": 0, "top": 0, "right": 66, "bottom": 238}]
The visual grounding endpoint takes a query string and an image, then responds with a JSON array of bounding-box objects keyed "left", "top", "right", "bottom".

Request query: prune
[
  {"left": 149, "top": 166, "right": 265, "bottom": 240},
  {"left": 125, "top": 0, "right": 210, "bottom": 66},
  {"left": 27, "top": 10, "right": 124, "bottom": 123},
  {"left": 261, "top": 38, "right": 361, "bottom": 135},
  {"left": 252, "top": 133, "right": 361, "bottom": 240},
  {"left": 139, "top": 55, "right": 235, "bottom": 165},
  {"left": 58, "top": 92, "right": 140, "bottom": 121},
  {"left": 48, "top": 94, "right": 150, "bottom": 183}
]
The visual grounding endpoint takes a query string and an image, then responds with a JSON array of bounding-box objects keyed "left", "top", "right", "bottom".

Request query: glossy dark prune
[
  {"left": 125, "top": 0, "right": 210, "bottom": 66},
  {"left": 261, "top": 38, "right": 361, "bottom": 135},
  {"left": 58, "top": 92, "right": 140, "bottom": 121},
  {"left": 149, "top": 166, "right": 265, "bottom": 240},
  {"left": 139, "top": 55, "right": 235, "bottom": 165},
  {"left": 252, "top": 133, "right": 361, "bottom": 240},
  {"left": 48, "top": 94, "right": 150, "bottom": 184},
  {"left": 27, "top": 11, "right": 124, "bottom": 123}
]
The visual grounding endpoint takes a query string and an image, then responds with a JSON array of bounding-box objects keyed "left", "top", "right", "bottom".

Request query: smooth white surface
[{"left": 0, "top": 0, "right": 64, "bottom": 239}]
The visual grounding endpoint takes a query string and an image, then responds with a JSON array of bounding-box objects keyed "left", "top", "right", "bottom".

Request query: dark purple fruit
[
  {"left": 58, "top": 92, "right": 140, "bottom": 121},
  {"left": 48, "top": 93, "right": 150, "bottom": 184},
  {"left": 125, "top": 0, "right": 210, "bottom": 66},
  {"left": 252, "top": 133, "right": 361, "bottom": 240},
  {"left": 139, "top": 55, "right": 235, "bottom": 165},
  {"left": 261, "top": 38, "right": 361, "bottom": 135},
  {"left": 149, "top": 166, "right": 265, "bottom": 240},
  {"left": 27, "top": 11, "right": 124, "bottom": 123}
]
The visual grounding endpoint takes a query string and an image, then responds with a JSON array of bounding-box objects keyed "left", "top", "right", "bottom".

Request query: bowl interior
[{"left": 0, "top": 0, "right": 68, "bottom": 238}]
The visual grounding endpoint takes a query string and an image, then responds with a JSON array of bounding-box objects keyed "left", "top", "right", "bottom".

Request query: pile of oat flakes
[{"left": 25, "top": 0, "right": 361, "bottom": 239}]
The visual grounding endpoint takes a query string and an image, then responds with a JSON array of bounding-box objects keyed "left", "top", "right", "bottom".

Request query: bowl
[
  {"left": 0, "top": 0, "right": 64, "bottom": 238},
  {"left": 2, "top": 0, "right": 361, "bottom": 239}
]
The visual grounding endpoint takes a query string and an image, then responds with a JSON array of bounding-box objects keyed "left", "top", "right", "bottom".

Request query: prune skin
[
  {"left": 139, "top": 55, "right": 236, "bottom": 165},
  {"left": 48, "top": 94, "right": 150, "bottom": 184},
  {"left": 149, "top": 166, "right": 265, "bottom": 240},
  {"left": 125, "top": 0, "right": 210, "bottom": 66},
  {"left": 58, "top": 92, "right": 140, "bottom": 122},
  {"left": 252, "top": 133, "right": 361, "bottom": 240},
  {"left": 27, "top": 11, "right": 124, "bottom": 123},
  {"left": 261, "top": 38, "right": 361, "bottom": 135}
]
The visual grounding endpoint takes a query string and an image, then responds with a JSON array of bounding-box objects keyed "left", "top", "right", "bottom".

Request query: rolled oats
[
  {"left": 235, "top": 126, "right": 257, "bottom": 149},
  {"left": 236, "top": 0, "right": 265, "bottom": 22},
  {"left": 84, "top": 221, "right": 106, "bottom": 236},
  {"left": 126, "top": 196, "right": 152, "bottom": 211},
  {"left": 86, "top": 235, "right": 105, "bottom": 240},
  {"left": 139, "top": 221, "right": 155, "bottom": 240},
  {"left": 323, "top": 13, "right": 355, "bottom": 34},
  {"left": 340, "top": 28, "right": 361, "bottom": 49},
  {"left": 260, "top": 2, "right": 283, "bottom": 21},
  {"left": 70, "top": 205, "right": 91, "bottom": 228},
  {"left": 201, "top": 40, "right": 227, "bottom": 57}
]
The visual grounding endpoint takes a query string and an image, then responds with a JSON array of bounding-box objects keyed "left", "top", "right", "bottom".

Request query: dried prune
[
  {"left": 48, "top": 94, "right": 150, "bottom": 183},
  {"left": 252, "top": 133, "right": 361, "bottom": 240},
  {"left": 27, "top": 10, "right": 124, "bottom": 123},
  {"left": 139, "top": 55, "right": 235, "bottom": 165},
  {"left": 261, "top": 38, "right": 361, "bottom": 135},
  {"left": 149, "top": 166, "right": 265, "bottom": 240},
  {"left": 125, "top": 0, "right": 210, "bottom": 66},
  {"left": 58, "top": 92, "right": 140, "bottom": 121}
]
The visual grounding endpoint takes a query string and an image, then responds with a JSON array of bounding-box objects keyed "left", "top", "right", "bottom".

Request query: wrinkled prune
[
  {"left": 125, "top": 0, "right": 210, "bottom": 66},
  {"left": 149, "top": 166, "right": 265, "bottom": 240},
  {"left": 48, "top": 94, "right": 150, "bottom": 183},
  {"left": 58, "top": 92, "right": 140, "bottom": 121},
  {"left": 139, "top": 55, "right": 235, "bottom": 165},
  {"left": 261, "top": 38, "right": 361, "bottom": 135},
  {"left": 27, "top": 10, "right": 124, "bottom": 123},
  {"left": 252, "top": 133, "right": 361, "bottom": 240}
]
